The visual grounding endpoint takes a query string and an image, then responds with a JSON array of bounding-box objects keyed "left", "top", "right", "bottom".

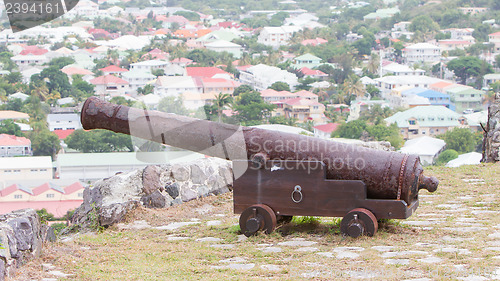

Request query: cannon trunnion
[{"left": 234, "top": 160, "right": 418, "bottom": 237}]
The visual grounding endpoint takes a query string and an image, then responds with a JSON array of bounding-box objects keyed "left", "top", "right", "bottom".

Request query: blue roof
[
  {"left": 401, "top": 87, "right": 428, "bottom": 97},
  {"left": 416, "top": 90, "right": 450, "bottom": 98}
]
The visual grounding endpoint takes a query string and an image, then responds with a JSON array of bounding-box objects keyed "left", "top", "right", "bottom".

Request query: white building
[
  {"left": 391, "top": 22, "right": 413, "bottom": 39},
  {"left": 154, "top": 76, "right": 200, "bottom": 97},
  {"left": 399, "top": 136, "right": 446, "bottom": 165},
  {"left": 239, "top": 64, "right": 299, "bottom": 91},
  {"left": 403, "top": 43, "right": 441, "bottom": 64},
  {"left": 56, "top": 152, "right": 204, "bottom": 182},
  {"left": 0, "top": 156, "right": 52, "bottom": 186},
  {"left": 10, "top": 55, "right": 48, "bottom": 69},
  {"left": 382, "top": 62, "right": 425, "bottom": 76},
  {"left": 121, "top": 70, "right": 156, "bottom": 93},
  {"left": 257, "top": 26, "right": 302, "bottom": 48},
  {"left": 47, "top": 113, "right": 82, "bottom": 131},
  {"left": 64, "top": 0, "right": 99, "bottom": 18},
  {"left": 375, "top": 75, "right": 445, "bottom": 94},
  {"left": 0, "top": 134, "right": 32, "bottom": 157},
  {"left": 205, "top": 40, "right": 242, "bottom": 58},
  {"left": 129, "top": 60, "right": 170, "bottom": 73}
]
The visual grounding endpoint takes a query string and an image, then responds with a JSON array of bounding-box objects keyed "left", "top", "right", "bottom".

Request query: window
[
  {"left": 31, "top": 169, "right": 38, "bottom": 172},
  {"left": 78, "top": 193, "right": 83, "bottom": 197},
  {"left": 13, "top": 170, "right": 20, "bottom": 173},
  {"left": 46, "top": 194, "right": 54, "bottom": 198},
  {"left": 14, "top": 194, "right": 22, "bottom": 199},
  {"left": 40, "top": 169, "right": 48, "bottom": 172},
  {"left": 409, "top": 120, "right": 416, "bottom": 125}
]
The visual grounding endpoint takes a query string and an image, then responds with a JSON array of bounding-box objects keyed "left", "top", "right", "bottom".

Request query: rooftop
[{"left": 399, "top": 136, "right": 446, "bottom": 156}]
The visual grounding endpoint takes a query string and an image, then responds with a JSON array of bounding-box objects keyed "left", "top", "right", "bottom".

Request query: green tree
[
  {"left": 234, "top": 91, "right": 275, "bottom": 126},
  {"left": 409, "top": 15, "right": 440, "bottom": 40},
  {"left": 173, "top": 11, "right": 200, "bottom": 21},
  {"left": 30, "top": 129, "right": 61, "bottom": 159},
  {"left": 65, "top": 129, "right": 133, "bottom": 153},
  {"left": 360, "top": 104, "right": 393, "bottom": 124},
  {"left": 436, "top": 149, "right": 459, "bottom": 166},
  {"left": 333, "top": 119, "right": 368, "bottom": 139},
  {"left": 5, "top": 72, "right": 22, "bottom": 84},
  {"left": 268, "top": 81, "right": 291, "bottom": 92},
  {"left": 48, "top": 57, "right": 75, "bottom": 69},
  {"left": 39, "top": 67, "right": 72, "bottom": 97},
  {"left": 1, "top": 98, "right": 25, "bottom": 111},
  {"left": 151, "top": 69, "right": 165, "bottom": 77},
  {"left": 447, "top": 57, "right": 493, "bottom": 85},
  {"left": 158, "top": 96, "right": 189, "bottom": 116},
  {"left": 233, "top": 84, "right": 253, "bottom": 96},
  {"left": 137, "top": 84, "right": 154, "bottom": 95},
  {"left": 0, "top": 120, "right": 24, "bottom": 136},
  {"left": 496, "top": 54, "right": 500, "bottom": 69},
  {"left": 437, "top": 128, "right": 477, "bottom": 153},
  {"left": 214, "top": 93, "right": 232, "bottom": 123}
]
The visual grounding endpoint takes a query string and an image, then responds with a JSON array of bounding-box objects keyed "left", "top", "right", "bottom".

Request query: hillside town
[{"left": 0, "top": 0, "right": 499, "bottom": 218}]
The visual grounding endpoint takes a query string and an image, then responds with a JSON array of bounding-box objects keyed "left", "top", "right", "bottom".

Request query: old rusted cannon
[{"left": 81, "top": 97, "right": 438, "bottom": 237}]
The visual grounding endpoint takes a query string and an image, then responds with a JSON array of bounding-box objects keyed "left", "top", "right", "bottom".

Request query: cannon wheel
[
  {"left": 276, "top": 215, "right": 293, "bottom": 224},
  {"left": 340, "top": 208, "right": 378, "bottom": 238},
  {"left": 239, "top": 204, "right": 277, "bottom": 237}
]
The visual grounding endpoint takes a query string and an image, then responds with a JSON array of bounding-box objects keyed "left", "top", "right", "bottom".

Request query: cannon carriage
[{"left": 81, "top": 97, "right": 438, "bottom": 238}]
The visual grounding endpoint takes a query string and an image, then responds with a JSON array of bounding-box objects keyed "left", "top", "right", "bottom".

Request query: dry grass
[{"left": 10, "top": 163, "right": 500, "bottom": 280}]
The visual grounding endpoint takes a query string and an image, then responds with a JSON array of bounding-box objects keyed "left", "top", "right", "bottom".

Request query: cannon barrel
[{"left": 81, "top": 97, "right": 438, "bottom": 205}]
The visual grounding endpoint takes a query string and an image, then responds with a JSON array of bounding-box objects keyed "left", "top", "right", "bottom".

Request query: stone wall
[
  {"left": 72, "top": 158, "right": 233, "bottom": 229},
  {"left": 483, "top": 93, "right": 500, "bottom": 162},
  {"left": 0, "top": 209, "right": 53, "bottom": 281}
]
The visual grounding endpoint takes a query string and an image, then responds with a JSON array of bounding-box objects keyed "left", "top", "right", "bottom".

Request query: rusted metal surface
[
  {"left": 81, "top": 97, "right": 438, "bottom": 206},
  {"left": 239, "top": 204, "right": 277, "bottom": 237}
]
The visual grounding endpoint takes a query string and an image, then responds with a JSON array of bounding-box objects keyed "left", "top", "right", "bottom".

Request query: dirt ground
[{"left": 10, "top": 163, "right": 500, "bottom": 280}]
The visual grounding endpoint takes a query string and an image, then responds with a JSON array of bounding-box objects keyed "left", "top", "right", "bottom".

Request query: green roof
[
  {"left": 294, "top": 53, "right": 322, "bottom": 62},
  {"left": 385, "top": 105, "right": 462, "bottom": 128},
  {"left": 57, "top": 151, "right": 204, "bottom": 167}
]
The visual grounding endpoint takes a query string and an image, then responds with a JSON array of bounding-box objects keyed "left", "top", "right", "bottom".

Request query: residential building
[
  {"left": 446, "top": 152, "right": 482, "bottom": 167},
  {"left": 10, "top": 55, "right": 48, "bottom": 69},
  {"left": 0, "top": 181, "right": 85, "bottom": 217},
  {"left": 130, "top": 60, "right": 169, "bottom": 73},
  {"left": 384, "top": 105, "right": 469, "bottom": 139},
  {"left": 363, "top": 7, "right": 400, "bottom": 20},
  {"left": 239, "top": 64, "right": 299, "bottom": 91},
  {"left": 0, "top": 110, "right": 29, "bottom": 121},
  {"left": 291, "top": 53, "right": 323, "bottom": 69},
  {"left": 260, "top": 89, "right": 318, "bottom": 103},
  {"left": 391, "top": 21, "right": 413, "bottom": 39},
  {"left": 257, "top": 26, "right": 302, "bottom": 48},
  {"left": 438, "top": 40, "right": 473, "bottom": 51},
  {"left": 458, "top": 7, "right": 488, "bottom": 15},
  {"left": 483, "top": 73, "right": 500, "bottom": 88},
  {"left": 186, "top": 67, "right": 232, "bottom": 79},
  {"left": 441, "top": 28, "right": 474, "bottom": 40},
  {"left": 64, "top": 0, "right": 99, "bottom": 18},
  {"left": 413, "top": 89, "right": 453, "bottom": 109},
  {"left": 301, "top": 38, "right": 328, "bottom": 46},
  {"left": 381, "top": 62, "right": 425, "bottom": 76},
  {"left": 171, "top": 57, "right": 194, "bottom": 67},
  {"left": 402, "top": 43, "right": 441, "bottom": 64},
  {"left": 154, "top": 76, "right": 199, "bottom": 97},
  {"left": 375, "top": 75, "right": 444, "bottom": 94},
  {"left": 489, "top": 32, "right": 500, "bottom": 53},
  {"left": 299, "top": 67, "right": 328, "bottom": 79},
  {"left": 200, "top": 78, "right": 241, "bottom": 94},
  {"left": 100, "top": 65, "right": 129, "bottom": 76},
  {"left": 0, "top": 134, "right": 31, "bottom": 157},
  {"left": 182, "top": 92, "right": 217, "bottom": 110},
  {"left": 313, "top": 123, "right": 340, "bottom": 139},
  {"left": 347, "top": 100, "right": 391, "bottom": 121},
  {"left": 204, "top": 40, "right": 242, "bottom": 58},
  {"left": 446, "top": 86, "right": 485, "bottom": 113},
  {"left": 55, "top": 151, "right": 204, "bottom": 182},
  {"left": 47, "top": 113, "right": 82, "bottom": 131},
  {"left": 399, "top": 136, "right": 446, "bottom": 165},
  {"left": 275, "top": 97, "right": 326, "bottom": 123},
  {"left": 121, "top": 70, "right": 156, "bottom": 93},
  {"left": 0, "top": 156, "right": 52, "bottom": 185},
  {"left": 89, "top": 75, "right": 129, "bottom": 97}
]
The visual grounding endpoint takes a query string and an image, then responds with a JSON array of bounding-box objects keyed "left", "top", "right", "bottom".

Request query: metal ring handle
[{"left": 291, "top": 185, "right": 303, "bottom": 203}]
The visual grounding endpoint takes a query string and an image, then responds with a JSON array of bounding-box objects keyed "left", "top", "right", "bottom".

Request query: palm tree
[
  {"left": 367, "top": 53, "right": 379, "bottom": 75},
  {"left": 343, "top": 76, "right": 365, "bottom": 98},
  {"left": 214, "top": 93, "right": 232, "bottom": 123}
]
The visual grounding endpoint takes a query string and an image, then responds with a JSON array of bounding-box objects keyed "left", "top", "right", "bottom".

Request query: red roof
[
  {"left": 489, "top": 32, "right": 500, "bottom": 36},
  {"left": 283, "top": 97, "right": 322, "bottom": 106},
  {"left": 64, "top": 182, "right": 85, "bottom": 194},
  {"left": 301, "top": 38, "right": 328, "bottom": 46},
  {"left": 186, "top": 67, "right": 231, "bottom": 78},
  {"left": 313, "top": 123, "right": 340, "bottom": 133},
  {"left": 201, "top": 78, "right": 241, "bottom": 89},
  {"left": 53, "top": 129, "right": 75, "bottom": 140},
  {"left": 99, "top": 65, "right": 128, "bottom": 73},
  {"left": 295, "top": 90, "right": 318, "bottom": 98},
  {"left": 430, "top": 81, "right": 454, "bottom": 89},
  {"left": 20, "top": 46, "right": 48, "bottom": 56},
  {"left": 0, "top": 134, "right": 31, "bottom": 146},
  {"left": 171, "top": 57, "right": 193, "bottom": 64},
  {"left": 32, "top": 183, "right": 52, "bottom": 196},
  {"left": 299, "top": 67, "right": 327, "bottom": 77},
  {"left": 90, "top": 75, "right": 129, "bottom": 85}
]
